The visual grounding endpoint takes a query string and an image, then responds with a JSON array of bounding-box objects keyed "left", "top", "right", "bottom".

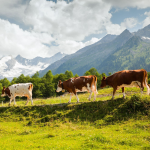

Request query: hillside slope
[
  {"left": 98, "top": 36, "right": 150, "bottom": 74},
  {"left": 39, "top": 34, "right": 117, "bottom": 77},
  {"left": 0, "top": 52, "right": 66, "bottom": 80},
  {"left": 53, "top": 29, "right": 132, "bottom": 75},
  {"left": 40, "top": 24, "right": 150, "bottom": 77},
  {"left": 0, "top": 88, "right": 150, "bottom": 150}
]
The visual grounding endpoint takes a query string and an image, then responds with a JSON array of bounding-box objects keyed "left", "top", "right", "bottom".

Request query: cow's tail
[
  {"left": 144, "top": 70, "right": 148, "bottom": 87},
  {"left": 29, "top": 83, "right": 33, "bottom": 91},
  {"left": 93, "top": 75, "right": 98, "bottom": 94},
  {"left": 143, "top": 70, "right": 150, "bottom": 94}
]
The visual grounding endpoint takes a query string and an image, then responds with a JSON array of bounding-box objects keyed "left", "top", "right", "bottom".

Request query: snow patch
[{"left": 0, "top": 56, "right": 52, "bottom": 80}]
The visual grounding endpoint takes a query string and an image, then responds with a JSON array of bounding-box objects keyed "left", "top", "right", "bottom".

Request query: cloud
[
  {"left": 105, "top": 17, "right": 138, "bottom": 35},
  {"left": 121, "top": 18, "right": 138, "bottom": 28},
  {"left": 0, "top": 0, "right": 113, "bottom": 57},
  {"left": 143, "top": 11, "right": 150, "bottom": 27},
  {"left": 0, "top": 0, "right": 29, "bottom": 21},
  {"left": 0, "top": 17, "right": 100, "bottom": 59},
  {"left": 0, "top": 0, "right": 148, "bottom": 59},
  {"left": 104, "top": 0, "right": 150, "bottom": 9},
  {"left": 24, "top": 0, "right": 112, "bottom": 42},
  {"left": 0, "top": 19, "right": 54, "bottom": 59},
  {"left": 46, "top": 37, "right": 101, "bottom": 55}
]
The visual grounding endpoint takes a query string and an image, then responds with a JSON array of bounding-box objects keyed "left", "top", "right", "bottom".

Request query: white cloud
[
  {"left": 0, "top": 0, "right": 113, "bottom": 58},
  {"left": 0, "top": 17, "right": 101, "bottom": 59},
  {"left": 0, "top": 19, "right": 54, "bottom": 59},
  {"left": 46, "top": 37, "right": 101, "bottom": 55},
  {"left": 105, "top": 24, "right": 125, "bottom": 35},
  {"left": 0, "top": 0, "right": 29, "bottom": 21},
  {"left": 105, "top": 18, "right": 138, "bottom": 35},
  {"left": 143, "top": 11, "right": 150, "bottom": 27},
  {"left": 0, "top": 0, "right": 148, "bottom": 59},
  {"left": 24, "top": 0, "right": 112, "bottom": 42},
  {"left": 121, "top": 18, "right": 138, "bottom": 28},
  {"left": 104, "top": 0, "right": 150, "bottom": 9}
]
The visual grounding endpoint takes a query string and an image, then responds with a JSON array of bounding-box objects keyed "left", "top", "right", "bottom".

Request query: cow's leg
[
  {"left": 13, "top": 96, "right": 16, "bottom": 105},
  {"left": 91, "top": 89, "right": 97, "bottom": 101},
  {"left": 29, "top": 94, "right": 33, "bottom": 105},
  {"left": 72, "top": 89, "right": 79, "bottom": 103},
  {"left": 68, "top": 93, "right": 73, "bottom": 103},
  {"left": 75, "top": 93, "right": 79, "bottom": 103},
  {"left": 25, "top": 96, "right": 29, "bottom": 105},
  {"left": 9, "top": 98, "right": 13, "bottom": 106},
  {"left": 88, "top": 92, "right": 92, "bottom": 101},
  {"left": 92, "top": 84, "right": 97, "bottom": 101},
  {"left": 112, "top": 87, "right": 117, "bottom": 99},
  {"left": 141, "top": 82, "right": 144, "bottom": 94},
  {"left": 145, "top": 79, "right": 150, "bottom": 95},
  {"left": 122, "top": 87, "right": 125, "bottom": 99},
  {"left": 87, "top": 83, "right": 93, "bottom": 101},
  {"left": 30, "top": 96, "right": 33, "bottom": 105}
]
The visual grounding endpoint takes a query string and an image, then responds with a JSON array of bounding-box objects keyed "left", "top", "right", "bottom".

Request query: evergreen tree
[{"left": 65, "top": 70, "right": 73, "bottom": 79}]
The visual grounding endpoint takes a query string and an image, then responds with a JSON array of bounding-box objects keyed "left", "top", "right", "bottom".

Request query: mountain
[
  {"left": 2, "top": 25, "right": 150, "bottom": 80},
  {"left": 39, "top": 33, "right": 119, "bottom": 77},
  {"left": 97, "top": 35, "right": 150, "bottom": 74},
  {"left": 15, "top": 52, "right": 66, "bottom": 66},
  {"left": 49, "top": 29, "right": 133, "bottom": 76},
  {"left": 95, "top": 34, "right": 117, "bottom": 45},
  {"left": 0, "top": 52, "right": 66, "bottom": 80},
  {"left": 40, "top": 25, "right": 150, "bottom": 77},
  {"left": 134, "top": 24, "right": 150, "bottom": 38},
  {"left": 39, "top": 37, "right": 114, "bottom": 77}
]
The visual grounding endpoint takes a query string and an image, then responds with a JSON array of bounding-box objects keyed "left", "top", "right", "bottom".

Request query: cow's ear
[
  {"left": 59, "top": 80, "right": 62, "bottom": 84},
  {"left": 102, "top": 76, "right": 106, "bottom": 80},
  {"left": 3, "top": 87, "right": 5, "bottom": 90}
]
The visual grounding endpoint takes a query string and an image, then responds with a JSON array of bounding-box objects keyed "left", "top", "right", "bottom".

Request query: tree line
[
  {"left": 0, "top": 68, "right": 107, "bottom": 102},
  {"left": 0, "top": 68, "right": 150, "bottom": 102}
]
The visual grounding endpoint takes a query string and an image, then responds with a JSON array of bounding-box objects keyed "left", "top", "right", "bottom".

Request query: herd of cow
[{"left": 1, "top": 69, "right": 150, "bottom": 106}]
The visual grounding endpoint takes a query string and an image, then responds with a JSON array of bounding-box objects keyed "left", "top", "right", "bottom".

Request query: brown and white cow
[
  {"left": 56, "top": 75, "right": 97, "bottom": 103},
  {"left": 100, "top": 69, "right": 149, "bottom": 99},
  {"left": 1, "top": 83, "right": 33, "bottom": 105}
]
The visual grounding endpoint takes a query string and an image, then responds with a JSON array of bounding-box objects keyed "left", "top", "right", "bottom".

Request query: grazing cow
[
  {"left": 1, "top": 83, "right": 33, "bottom": 105},
  {"left": 56, "top": 75, "right": 97, "bottom": 103},
  {"left": 100, "top": 69, "right": 149, "bottom": 99}
]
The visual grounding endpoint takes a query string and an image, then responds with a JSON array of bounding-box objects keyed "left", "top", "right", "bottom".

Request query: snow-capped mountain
[
  {"left": 0, "top": 52, "right": 66, "bottom": 80},
  {"left": 141, "top": 36, "right": 150, "bottom": 42}
]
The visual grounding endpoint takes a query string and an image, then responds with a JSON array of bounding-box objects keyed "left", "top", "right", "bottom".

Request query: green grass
[{"left": 0, "top": 87, "right": 150, "bottom": 149}]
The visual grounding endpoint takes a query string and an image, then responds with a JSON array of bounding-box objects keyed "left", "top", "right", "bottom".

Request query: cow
[
  {"left": 100, "top": 69, "right": 149, "bottom": 99},
  {"left": 56, "top": 75, "right": 98, "bottom": 103},
  {"left": 1, "top": 83, "right": 33, "bottom": 106}
]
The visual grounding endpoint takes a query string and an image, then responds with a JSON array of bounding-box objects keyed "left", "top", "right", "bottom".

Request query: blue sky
[{"left": 0, "top": 0, "right": 150, "bottom": 59}]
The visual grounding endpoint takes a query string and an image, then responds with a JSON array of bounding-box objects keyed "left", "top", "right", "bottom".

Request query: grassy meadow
[{"left": 0, "top": 87, "right": 150, "bottom": 150}]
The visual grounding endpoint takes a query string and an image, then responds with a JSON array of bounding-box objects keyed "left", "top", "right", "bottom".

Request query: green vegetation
[
  {"left": 0, "top": 68, "right": 106, "bottom": 102},
  {"left": 98, "top": 36, "right": 150, "bottom": 74},
  {"left": 0, "top": 68, "right": 150, "bottom": 149},
  {"left": 0, "top": 87, "right": 150, "bottom": 150}
]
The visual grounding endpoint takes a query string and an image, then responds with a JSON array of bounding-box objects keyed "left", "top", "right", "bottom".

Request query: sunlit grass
[
  {"left": 1, "top": 87, "right": 148, "bottom": 107},
  {"left": 0, "top": 87, "right": 150, "bottom": 149}
]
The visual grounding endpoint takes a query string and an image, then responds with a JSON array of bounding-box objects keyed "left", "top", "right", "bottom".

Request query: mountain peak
[
  {"left": 121, "top": 29, "right": 131, "bottom": 35},
  {"left": 96, "top": 34, "right": 117, "bottom": 45},
  {"left": 15, "top": 54, "right": 24, "bottom": 59},
  {"left": 135, "top": 24, "right": 150, "bottom": 38},
  {"left": 112, "top": 28, "right": 133, "bottom": 47}
]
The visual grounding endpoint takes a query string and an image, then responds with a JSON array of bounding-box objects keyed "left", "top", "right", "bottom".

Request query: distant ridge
[{"left": 0, "top": 52, "right": 66, "bottom": 80}]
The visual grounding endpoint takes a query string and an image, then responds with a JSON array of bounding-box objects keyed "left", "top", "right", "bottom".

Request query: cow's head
[
  {"left": 100, "top": 76, "right": 107, "bottom": 88},
  {"left": 56, "top": 80, "right": 63, "bottom": 92},
  {"left": 1, "top": 87, "right": 6, "bottom": 97}
]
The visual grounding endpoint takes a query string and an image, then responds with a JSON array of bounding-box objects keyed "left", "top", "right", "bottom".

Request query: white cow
[{"left": 1, "top": 83, "right": 33, "bottom": 105}]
